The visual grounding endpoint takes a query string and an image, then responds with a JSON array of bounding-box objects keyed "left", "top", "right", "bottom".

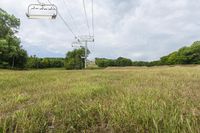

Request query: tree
[
  {"left": 95, "top": 58, "right": 116, "bottom": 67},
  {"left": 65, "top": 47, "right": 89, "bottom": 70},
  {"left": 0, "top": 8, "right": 27, "bottom": 69},
  {"left": 115, "top": 57, "right": 132, "bottom": 67},
  {"left": 0, "top": 8, "right": 20, "bottom": 38},
  {"left": 160, "top": 41, "right": 200, "bottom": 65}
]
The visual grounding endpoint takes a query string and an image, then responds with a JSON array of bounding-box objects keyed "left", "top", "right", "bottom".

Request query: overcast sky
[{"left": 0, "top": 0, "right": 200, "bottom": 61}]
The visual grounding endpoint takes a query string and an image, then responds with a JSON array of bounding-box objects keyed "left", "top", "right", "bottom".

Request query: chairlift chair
[{"left": 26, "top": 3, "right": 58, "bottom": 19}]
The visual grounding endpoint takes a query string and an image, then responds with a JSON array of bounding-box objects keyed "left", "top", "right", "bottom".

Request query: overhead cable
[
  {"left": 48, "top": 0, "right": 77, "bottom": 38},
  {"left": 82, "top": 0, "right": 91, "bottom": 36}
]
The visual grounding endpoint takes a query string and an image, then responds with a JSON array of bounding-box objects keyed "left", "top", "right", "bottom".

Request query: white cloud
[{"left": 0, "top": 0, "right": 200, "bottom": 60}]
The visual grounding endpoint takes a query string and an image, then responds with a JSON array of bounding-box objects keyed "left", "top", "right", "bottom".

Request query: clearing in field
[{"left": 0, "top": 66, "right": 200, "bottom": 132}]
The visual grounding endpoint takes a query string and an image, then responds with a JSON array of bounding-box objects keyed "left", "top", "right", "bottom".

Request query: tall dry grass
[{"left": 0, "top": 66, "right": 200, "bottom": 132}]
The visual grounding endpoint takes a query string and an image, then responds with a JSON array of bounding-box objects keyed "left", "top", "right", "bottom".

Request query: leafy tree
[
  {"left": 65, "top": 47, "right": 89, "bottom": 70},
  {"left": 0, "top": 8, "right": 20, "bottom": 38},
  {"left": 115, "top": 57, "right": 132, "bottom": 66},
  {"left": 95, "top": 58, "right": 116, "bottom": 67},
  {"left": 187, "top": 41, "right": 200, "bottom": 64},
  {"left": 0, "top": 8, "right": 27, "bottom": 69},
  {"left": 160, "top": 41, "right": 200, "bottom": 65}
]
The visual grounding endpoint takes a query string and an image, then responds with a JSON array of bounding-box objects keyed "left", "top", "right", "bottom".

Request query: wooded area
[{"left": 95, "top": 41, "right": 200, "bottom": 67}]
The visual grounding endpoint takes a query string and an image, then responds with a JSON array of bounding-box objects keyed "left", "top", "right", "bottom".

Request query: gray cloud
[{"left": 0, "top": 0, "right": 200, "bottom": 60}]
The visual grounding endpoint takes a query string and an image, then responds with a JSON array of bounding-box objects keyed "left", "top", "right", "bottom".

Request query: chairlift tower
[{"left": 75, "top": 35, "right": 94, "bottom": 69}]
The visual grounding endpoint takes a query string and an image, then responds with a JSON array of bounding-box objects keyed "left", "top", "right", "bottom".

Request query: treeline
[
  {"left": 95, "top": 41, "right": 200, "bottom": 67},
  {"left": 26, "top": 56, "right": 64, "bottom": 69},
  {"left": 95, "top": 58, "right": 154, "bottom": 67}
]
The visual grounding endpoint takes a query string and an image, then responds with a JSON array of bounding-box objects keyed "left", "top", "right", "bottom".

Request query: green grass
[{"left": 0, "top": 66, "right": 200, "bottom": 132}]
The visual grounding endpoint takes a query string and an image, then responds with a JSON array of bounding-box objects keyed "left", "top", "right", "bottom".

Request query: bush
[
  {"left": 26, "top": 56, "right": 64, "bottom": 69},
  {"left": 65, "top": 47, "right": 88, "bottom": 70},
  {"left": 95, "top": 57, "right": 132, "bottom": 68}
]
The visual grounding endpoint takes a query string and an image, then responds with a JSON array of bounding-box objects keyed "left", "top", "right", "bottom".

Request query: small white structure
[{"left": 26, "top": 4, "right": 57, "bottom": 19}]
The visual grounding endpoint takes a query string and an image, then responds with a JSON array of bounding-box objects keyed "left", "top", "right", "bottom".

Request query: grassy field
[{"left": 0, "top": 66, "right": 200, "bottom": 133}]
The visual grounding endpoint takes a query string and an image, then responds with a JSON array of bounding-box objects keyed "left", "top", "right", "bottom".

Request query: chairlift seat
[{"left": 26, "top": 4, "right": 58, "bottom": 19}]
